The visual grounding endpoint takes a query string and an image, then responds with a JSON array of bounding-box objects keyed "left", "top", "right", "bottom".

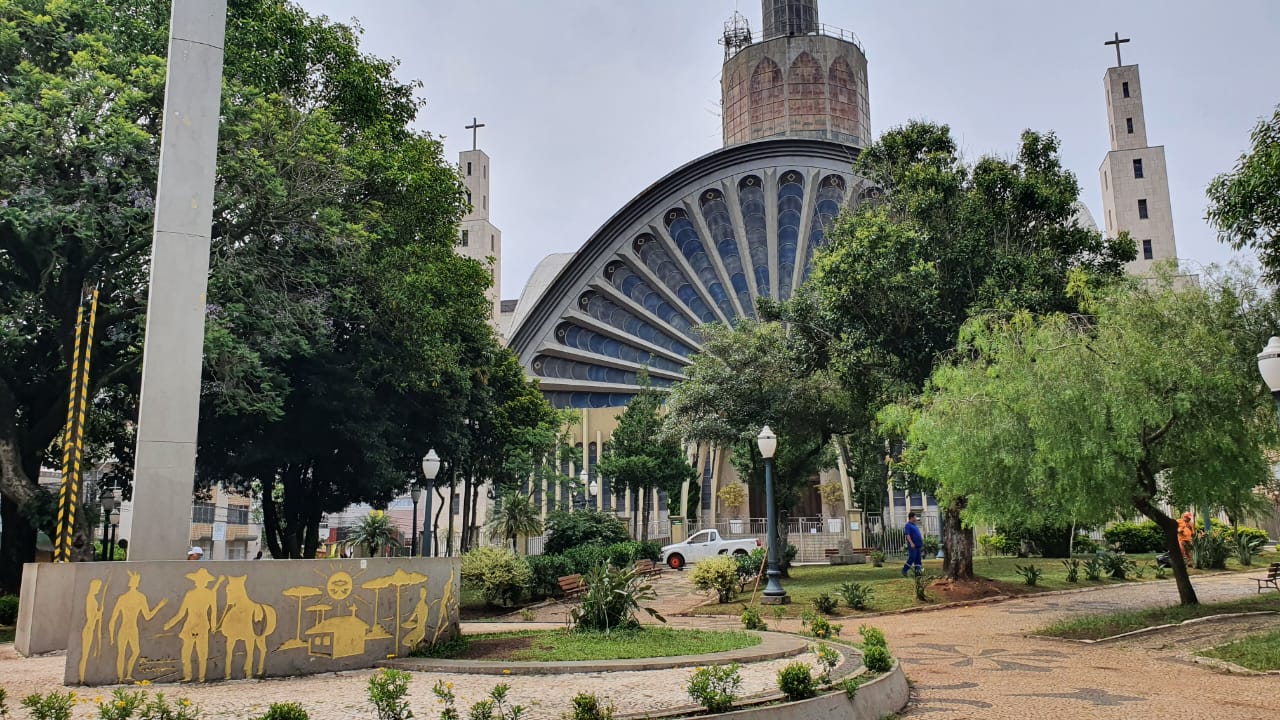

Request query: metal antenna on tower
[{"left": 720, "top": 11, "right": 753, "bottom": 60}]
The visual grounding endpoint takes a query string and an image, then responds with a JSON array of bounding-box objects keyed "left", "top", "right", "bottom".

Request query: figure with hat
[
  {"left": 187, "top": 546, "right": 204, "bottom": 560},
  {"left": 163, "top": 566, "right": 223, "bottom": 682},
  {"left": 1177, "top": 511, "right": 1195, "bottom": 567}
]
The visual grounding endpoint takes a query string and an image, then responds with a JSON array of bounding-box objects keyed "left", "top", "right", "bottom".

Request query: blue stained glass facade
[
  {"left": 544, "top": 391, "right": 639, "bottom": 409},
  {"left": 776, "top": 171, "right": 805, "bottom": 300},
  {"left": 578, "top": 291, "right": 695, "bottom": 357},
  {"left": 737, "top": 176, "right": 770, "bottom": 299},
  {"left": 555, "top": 323, "right": 686, "bottom": 374},
  {"left": 603, "top": 262, "right": 695, "bottom": 336},
  {"left": 801, "top": 174, "right": 846, "bottom": 282},
  {"left": 664, "top": 209, "right": 736, "bottom": 321},
  {"left": 633, "top": 234, "right": 717, "bottom": 324},
  {"left": 532, "top": 355, "right": 675, "bottom": 387},
  {"left": 699, "top": 189, "right": 754, "bottom": 318}
]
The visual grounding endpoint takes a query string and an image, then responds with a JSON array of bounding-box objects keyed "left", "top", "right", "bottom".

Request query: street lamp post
[
  {"left": 107, "top": 507, "right": 120, "bottom": 561},
  {"left": 99, "top": 487, "right": 115, "bottom": 561},
  {"left": 579, "top": 469, "right": 590, "bottom": 510},
  {"left": 421, "top": 449, "right": 441, "bottom": 557},
  {"left": 757, "top": 426, "right": 790, "bottom": 604},
  {"left": 409, "top": 484, "right": 422, "bottom": 557}
]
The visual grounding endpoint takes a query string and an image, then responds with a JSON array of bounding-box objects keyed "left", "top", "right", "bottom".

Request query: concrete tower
[
  {"left": 457, "top": 118, "right": 502, "bottom": 325},
  {"left": 1098, "top": 34, "right": 1178, "bottom": 275},
  {"left": 720, "top": 0, "right": 869, "bottom": 148}
]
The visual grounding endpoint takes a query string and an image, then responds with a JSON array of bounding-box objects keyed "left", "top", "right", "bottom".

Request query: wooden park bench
[
  {"left": 634, "top": 559, "right": 663, "bottom": 578},
  {"left": 1252, "top": 562, "right": 1280, "bottom": 593},
  {"left": 557, "top": 574, "right": 586, "bottom": 599}
]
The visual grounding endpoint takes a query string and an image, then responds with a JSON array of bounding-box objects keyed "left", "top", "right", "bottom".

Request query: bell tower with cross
[
  {"left": 456, "top": 117, "right": 503, "bottom": 326},
  {"left": 1097, "top": 33, "right": 1179, "bottom": 276}
]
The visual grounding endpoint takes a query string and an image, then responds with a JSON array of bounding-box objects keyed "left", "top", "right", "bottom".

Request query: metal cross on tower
[
  {"left": 465, "top": 117, "right": 485, "bottom": 150},
  {"left": 1105, "top": 32, "right": 1130, "bottom": 67}
]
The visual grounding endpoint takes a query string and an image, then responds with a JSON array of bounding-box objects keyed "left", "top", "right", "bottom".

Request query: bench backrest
[
  {"left": 635, "top": 559, "right": 655, "bottom": 571},
  {"left": 558, "top": 574, "right": 583, "bottom": 591},
  {"left": 1268, "top": 564, "right": 1280, "bottom": 578}
]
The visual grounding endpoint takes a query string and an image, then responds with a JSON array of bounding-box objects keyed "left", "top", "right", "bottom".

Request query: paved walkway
[{"left": 1, "top": 571, "right": 1275, "bottom": 719}]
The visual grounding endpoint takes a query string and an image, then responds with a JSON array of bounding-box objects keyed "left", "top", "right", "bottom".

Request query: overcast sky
[{"left": 295, "top": 0, "right": 1278, "bottom": 299}]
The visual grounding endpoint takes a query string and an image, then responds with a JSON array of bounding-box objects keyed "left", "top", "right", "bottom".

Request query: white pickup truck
[{"left": 660, "top": 529, "right": 760, "bottom": 570}]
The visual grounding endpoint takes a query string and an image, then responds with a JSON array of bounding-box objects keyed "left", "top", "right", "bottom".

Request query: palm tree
[
  {"left": 486, "top": 492, "right": 544, "bottom": 552},
  {"left": 345, "top": 510, "right": 396, "bottom": 557}
]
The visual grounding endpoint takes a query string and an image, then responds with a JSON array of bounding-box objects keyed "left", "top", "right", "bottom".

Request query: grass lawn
[
  {"left": 422, "top": 627, "right": 760, "bottom": 662},
  {"left": 693, "top": 554, "right": 1167, "bottom": 617},
  {"left": 1197, "top": 628, "right": 1280, "bottom": 671},
  {"left": 1038, "top": 594, "right": 1280, "bottom": 640}
]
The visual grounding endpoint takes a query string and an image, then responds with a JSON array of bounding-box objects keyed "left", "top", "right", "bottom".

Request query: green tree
[
  {"left": 486, "top": 492, "right": 544, "bottom": 552},
  {"left": 903, "top": 269, "right": 1278, "bottom": 605},
  {"left": 779, "top": 121, "right": 1134, "bottom": 580},
  {"left": 1207, "top": 106, "right": 1280, "bottom": 283},
  {"left": 344, "top": 510, "right": 397, "bottom": 558},
  {"left": 596, "top": 370, "right": 696, "bottom": 540}
]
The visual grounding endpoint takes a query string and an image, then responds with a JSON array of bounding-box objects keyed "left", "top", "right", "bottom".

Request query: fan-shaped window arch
[
  {"left": 532, "top": 356, "right": 675, "bottom": 388},
  {"left": 802, "top": 174, "right": 847, "bottom": 281},
  {"left": 632, "top": 234, "right": 716, "bottom": 323},
  {"left": 776, "top": 171, "right": 805, "bottom": 300},
  {"left": 544, "top": 391, "right": 639, "bottom": 409},
  {"left": 602, "top": 261, "right": 694, "bottom": 335},
  {"left": 665, "top": 208, "right": 735, "bottom": 321},
  {"left": 554, "top": 322, "right": 687, "bottom": 374},
  {"left": 738, "top": 175, "right": 770, "bottom": 298},
  {"left": 698, "top": 189, "right": 753, "bottom": 318},
  {"left": 578, "top": 291, "right": 695, "bottom": 357}
]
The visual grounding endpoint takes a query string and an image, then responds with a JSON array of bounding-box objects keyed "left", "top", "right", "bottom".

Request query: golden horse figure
[{"left": 217, "top": 575, "right": 277, "bottom": 680}]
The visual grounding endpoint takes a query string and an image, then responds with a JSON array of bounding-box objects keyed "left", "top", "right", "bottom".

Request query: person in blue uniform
[{"left": 902, "top": 511, "right": 923, "bottom": 576}]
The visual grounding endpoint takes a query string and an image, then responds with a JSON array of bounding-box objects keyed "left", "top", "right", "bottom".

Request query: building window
[
  {"left": 490, "top": 235, "right": 494, "bottom": 251},
  {"left": 1122, "top": 81, "right": 1130, "bottom": 98},
  {"left": 1133, "top": 158, "right": 1144, "bottom": 179},
  {"left": 227, "top": 547, "right": 246, "bottom": 560},
  {"left": 466, "top": 161, "right": 472, "bottom": 176},
  {"left": 1126, "top": 117, "right": 1134, "bottom": 134},
  {"left": 1104, "top": 171, "right": 1108, "bottom": 190},
  {"left": 227, "top": 505, "right": 250, "bottom": 525},
  {"left": 483, "top": 195, "right": 487, "bottom": 210},
  {"left": 1142, "top": 239, "right": 1153, "bottom": 260},
  {"left": 1107, "top": 209, "right": 1112, "bottom": 230},
  {"left": 192, "top": 503, "right": 215, "bottom": 524},
  {"left": 1138, "top": 199, "right": 1149, "bottom": 219},
  {"left": 460, "top": 229, "right": 469, "bottom": 247},
  {"left": 483, "top": 165, "right": 487, "bottom": 179}
]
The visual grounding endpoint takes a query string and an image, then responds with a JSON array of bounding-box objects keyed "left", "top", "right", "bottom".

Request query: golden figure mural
[
  {"left": 162, "top": 567, "right": 223, "bottom": 682},
  {"left": 431, "top": 568, "right": 456, "bottom": 646},
  {"left": 77, "top": 578, "right": 107, "bottom": 683},
  {"left": 108, "top": 572, "right": 167, "bottom": 683},
  {"left": 400, "top": 587, "right": 431, "bottom": 649},
  {"left": 217, "top": 575, "right": 277, "bottom": 679}
]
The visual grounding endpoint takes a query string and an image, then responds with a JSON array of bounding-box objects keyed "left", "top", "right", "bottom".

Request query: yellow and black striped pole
[{"left": 53, "top": 285, "right": 99, "bottom": 562}]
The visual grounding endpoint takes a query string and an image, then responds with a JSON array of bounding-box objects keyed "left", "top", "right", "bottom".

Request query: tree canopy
[{"left": 1207, "top": 106, "right": 1280, "bottom": 283}]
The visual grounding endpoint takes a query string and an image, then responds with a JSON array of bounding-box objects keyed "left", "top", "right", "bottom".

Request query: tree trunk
[
  {"left": 445, "top": 478, "right": 457, "bottom": 556},
  {"left": 469, "top": 482, "right": 482, "bottom": 549},
  {"left": 0, "top": 498, "right": 36, "bottom": 594},
  {"left": 459, "top": 472, "right": 472, "bottom": 553},
  {"left": 941, "top": 497, "right": 974, "bottom": 580},
  {"left": 641, "top": 487, "right": 650, "bottom": 542},
  {"left": 433, "top": 485, "right": 446, "bottom": 557},
  {"left": 1136, "top": 496, "right": 1198, "bottom": 605}
]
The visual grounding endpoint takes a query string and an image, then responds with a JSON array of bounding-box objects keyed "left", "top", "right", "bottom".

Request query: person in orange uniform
[{"left": 1177, "top": 512, "right": 1195, "bottom": 566}]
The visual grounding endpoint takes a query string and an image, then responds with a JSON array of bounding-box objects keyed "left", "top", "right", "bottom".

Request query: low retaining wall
[{"left": 688, "top": 662, "right": 908, "bottom": 720}]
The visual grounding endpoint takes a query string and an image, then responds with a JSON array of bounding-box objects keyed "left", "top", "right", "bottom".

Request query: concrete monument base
[{"left": 15, "top": 562, "right": 78, "bottom": 655}]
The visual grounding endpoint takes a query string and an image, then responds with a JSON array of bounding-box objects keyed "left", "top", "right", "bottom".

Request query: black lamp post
[
  {"left": 107, "top": 507, "right": 120, "bottom": 561},
  {"left": 99, "top": 487, "right": 115, "bottom": 561},
  {"left": 421, "top": 449, "right": 441, "bottom": 556},
  {"left": 409, "top": 484, "right": 421, "bottom": 557},
  {"left": 758, "top": 426, "right": 790, "bottom": 604}
]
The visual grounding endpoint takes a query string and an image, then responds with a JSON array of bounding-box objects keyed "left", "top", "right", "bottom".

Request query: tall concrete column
[{"left": 128, "top": 0, "right": 227, "bottom": 561}]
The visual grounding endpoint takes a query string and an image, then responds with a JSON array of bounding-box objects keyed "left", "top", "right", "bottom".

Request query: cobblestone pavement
[{"left": 2, "top": 571, "right": 1275, "bottom": 720}]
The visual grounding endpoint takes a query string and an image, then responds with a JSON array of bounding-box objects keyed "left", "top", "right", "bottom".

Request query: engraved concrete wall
[{"left": 62, "top": 558, "right": 459, "bottom": 685}]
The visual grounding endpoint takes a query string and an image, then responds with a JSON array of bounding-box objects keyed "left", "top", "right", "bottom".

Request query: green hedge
[
  {"left": 0, "top": 594, "right": 18, "bottom": 625},
  {"left": 1103, "top": 521, "right": 1165, "bottom": 553},
  {"left": 525, "top": 540, "right": 663, "bottom": 599}
]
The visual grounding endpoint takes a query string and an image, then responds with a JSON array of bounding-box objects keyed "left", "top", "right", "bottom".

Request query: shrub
[
  {"left": 564, "top": 693, "right": 614, "bottom": 720},
  {"left": 862, "top": 644, "right": 893, "bottom": 673},
  {"left": 0, "top": 595, "right": 18, "bottom": 626},
  {"left": 603, "top": 540, "right": 661, "bottom": 568},
  {"left": 814, "top": 642, "right": 840, "bottom": 681},
  {"left": 98, "top": 690, "right": 146, "bottom": 720},
  {"left": 1191, "top": 532, "right": 1229, "bottom": 570},
  {"left": 776, "top": 662, "right": 817, "bottom": 701},
  {"left": 571, "top": 563, "right": 664, "bottom": 632},
  {"left": 922, "top": 536, "right": 940, "bottom": 556},
  {"left": 1153, "top": 561, "right": 1168, "bottom": 579},
  {"left": 1103, "top": 521, "right": 1163, "bottom": 553},
  {"left": 21, "top": 693, "right": 74, "bottom": 720},
  {"left": 1099, "top": 551, "right": 1135, "bottom": 580},
  {"left": 1234, "top": 532, "right": 1266, "bottom": 566},
  {"left": 432, "top": 680, "right": 458, "bottom": 720},
  {"left": 1231, "top": 526, "right": 1270, "bottom": 546},
  {"left": 691, "top": 555, "right": 740, "bottom": 603},
  {"left": 1072, "top": 535, "right": 1099, "bottom": 555},
  {"left": 560, "top": 544, "right": 611, "bottom": 574},
  {"left": 0, "top": 688, "right": 8, "bottom": 720},
  {"left": 739, "top": 605, "right": 767, "bottom": 631},
  {"left": 252, "top": 704, "right": 308, "bottom": 720},
  {"left": 525, "top": 554, "right": 574, "bottom": 599},
  {"left": 812, "top": 592, "right": 838, "bottom": 615},
  {"left": 139, "top": 693, "right": 199, "bottom": 720},
  {"left": 518, "top": 608, "right": 537, "bottom": 622},
  {"left": 781, "top": 543, "right": 798, "bottom": 574},
  {"left": 686, "top": 663, "right": 741, "bottom": 713},
  {"left": 367, "top": 669, "right": 413, "bottom": 720},
  {"left": 461, "top": 547, "right": 532, "bottom": 607},
  {"left": 978, "top": 534, "right": 1011, "bottom": 558},
  {"left": 735, "top": 547, "right": 765, "bottom": 587},
  {"left": 836, "top": 581, "right": 873, "bottom": 610},
  {"left": 912, "top": 571, "right": 931, "bottom": 601},
  {"left": 838, "top": 676, "right": 866, "bottom": 699},
  {"left": 858, "top": 625, "right": 887, "bottom": 649},
  {"left": 1083, "top": 555, "right": 1105, "bottom": 581},
  {"left": 869, "top": 550, "right": 885, "bottom": 567},
  {"left": 1013, "top": 563, "right": 1042, "bottom": 586},
  {"left": 1062, "top": 558, "right": 1080, "bottom": 583},
  {"left": 800, "top": 612, "right": 841, "bottom": 639},
  {"left": 544, "top": 509, "right": 630, "bottom": 555},
  {"left": 466, "top": 685, "right": 524, "bottom": 720}
]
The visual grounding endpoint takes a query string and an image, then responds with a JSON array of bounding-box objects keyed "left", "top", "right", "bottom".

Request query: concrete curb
[
  {"left": 1028, "top": 611, "right": 1280, "bottom": 644},
  {"left": 378, "top": 630, "right": 807, "bottom": 676},
  {"left": 1180, "top": 652, "right": 1280, "bottom": 676}
]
